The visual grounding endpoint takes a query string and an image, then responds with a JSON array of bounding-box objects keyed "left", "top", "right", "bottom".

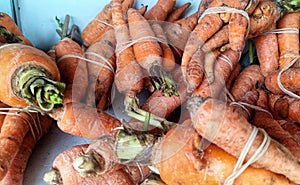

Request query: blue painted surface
[{"left": 1, "top": 0, "right": 14, "bottom": 19}]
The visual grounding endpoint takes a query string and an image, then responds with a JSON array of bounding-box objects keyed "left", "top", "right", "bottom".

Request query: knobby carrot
[
  {"left": 0, "top": 114, "right": 53, "bottom": 185},
  {"left": 0, "top": 44, "right": 64, "bottom": 111},
  {"left": 84, "top": 29, "right": 116, "bottom": 109},
  {"left": 144, "top": 0, "right": 176, "bottom": 21},
  {"left": 49, "top": 102, "right": 121, "bottom": 139},
  {"left": 0, "top": 111, "right": 38, "bottom": 180},
  {"left": 253, "top": 89, "right": 300, "bottom": 161},
  {"left": 188, "top": 97, "right": 300, "bottom": 184},
  {"left": 166, "top": 2, "right": 191, "bottom": 22},
  {"left": 55, "top": 37, "right": 89, "bottom": 104},
  {"left": 155, "top": 119, "right": 295, "bottom": 185}
]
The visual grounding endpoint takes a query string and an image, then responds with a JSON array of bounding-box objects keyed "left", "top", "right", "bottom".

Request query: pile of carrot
[{"left": 0, "top": 0, "right": 300, "bottom": 184}]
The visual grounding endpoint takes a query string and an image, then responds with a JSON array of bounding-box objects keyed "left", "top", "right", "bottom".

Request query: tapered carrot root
[
  {"left": 84, "top": 29, "right": 116, "bottom": 109},
  {"left": 166, "top": 2, "right": 191, "bottom": 22},
  {"left": 277, "top": 11, "right": 300, "bottom": 68},
  {"left": 144, "top": 0, "right": 176, "bottom": 21},
  {"left": 253, "top": 89, "right": 300, "bottom": 161},
  {"left": 155, "top": 120, "right": 295, "bottom": 185},
  {"left": 0, "top": 115, "right": 52, "bottom": 185},
  {"left": 0, "top": 111, "right": 39, "bottom": 180},
  {"left": 0, "top": 12, "right": 32, "bottom": 46},
  {"left": 49, "top": 102, "right": 121, "bottom": 139},
  {"left": 228, "top": 13, "right": 248, "bottom": 52},
  {"left": 188, "top": 97, "right": 300, "bottom": 184},
  {"left": 55, "top": 38, "right": 88, "bottom": 104},
  {"left": 255, "top": 27, "right": 279, "bottom": 77}
]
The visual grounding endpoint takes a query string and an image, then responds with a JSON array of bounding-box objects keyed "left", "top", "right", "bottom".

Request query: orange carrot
[
  {"left": 202, "top": 25, "right": 229, "bottom": 53},
  {"left": 0, "top": 12, "right": 32, "bottom": 46},
  {"left": 144, "top": 0, "right": 176, "bottom": 21},
  {"left": 279, "top": 120, "right": 300, "bottom": 144},
  {"left": 253, "top": 89, "right": 300, "bottom": 161},
  {"left": 166, "top": 2, "right": 191, "bottom": 22},
  {"left": 226, "top": 63, "right": 241, "bottom": 90},
  {"left": 138, "top": 5, "right": 148, "bottom": 15},
  {"left": 84, "top": 29, "right": 116, "bottom": 109},
  {"left": 0, "top": 114, "right": 52, "bottom": 185},
  {"left": 0, "top": 44, "right": 64, "bottom": 111},
  {"left": 277, "top": 11, "right": 300, "bottom": 69},
  {"left": 228, "top": 13, "right": 248, "bottom": 52},
  {"left": 0, "top": 110, "right": 39, "bottom": 180},
  {"left": 155, "top": 120, "right": 295, "bottom": 185},
  {"left": 55, "top": 37, "right": 88, "bottom": 104},
  {"left": 49, "top": 102, "right": 121, "bottom": 139},
  {"left": 188, "top": 97, "right": 300, "bottom": 184},
  {"left": 254, "top": 24, "right": 279, "bottom": 77},
  {"left": 0, "top": 102, "right": 10, "bottom": 130},
  {"left": 43, "top": 143, "right": 150, "bottom": 185}
]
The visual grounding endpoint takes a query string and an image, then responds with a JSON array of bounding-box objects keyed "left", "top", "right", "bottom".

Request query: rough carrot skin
[
  {"left": 166, "top": 2, "right": 191, "bottom": 22},
  {"left": 0, "top": 111, "right": 38, "bottom": 180},
  {"left": 144, "top": 0, "right": 176, "bottom": 21},
  {"left": 279, "top": 120, "right": 300, "bottom": 144},
  {"left": 228, "top": 13, "right": 248, "bottom": 52},
  {"left": 202, "top": 25, "right": 229, "bottom": 53},
  {"left": 230, "top": 64, "right": 264, "bottom": 101},
  {"left": 255, "top": 26, "right": 279, "bottom": 77},
  {"left": 268, "top": 93, "right": 300, "bottom": 124},
  {"left": 155, "top": 120, "right": 295, "bottom": 185},
  {"left": 192, "top": 49, "right": 240, "bottom": 98},
  {"left": 49, "top": 102, "right": 121, "bottom": 139},
  {"left": 127, "top": 8, "right": 163, "bottom": 73},
  {"left": 84, "top": 29, "right": 116, "bottom": 109},
  {"left": 112, "top": 0, "right": 144, "bottom": 94},
  {"left": 226, "top": 63, "right": 241, "bottom": 90},
  {"left": 0, "top": 102, "right": 10, "bottom": 130},
  {"left": 277, "top": 11, "right": 300, "bottom": 68},
  {"left": 253, "top": 89, "right": 300, "bottom": 161},
  {"left": 0, "top": 115, "right": 52, "bottom": 185},
  {"left": 189, "top": 97, "right": 300, "bottom": 184},
  {"left": 47, "top": 144, "right": 150, "bottom": 185},
  {"left": 265, "top": 67, "right": 300, "bottom": 95}
]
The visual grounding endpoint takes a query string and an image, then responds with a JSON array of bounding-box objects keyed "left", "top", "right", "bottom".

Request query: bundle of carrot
[{"left": 0, "top": 0, "right": 300, "bottom": 184}]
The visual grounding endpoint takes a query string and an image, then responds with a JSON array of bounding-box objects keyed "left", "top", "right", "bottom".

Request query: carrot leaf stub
[{"left": 12, "top": 64, "right": 65, "bottom": 111}]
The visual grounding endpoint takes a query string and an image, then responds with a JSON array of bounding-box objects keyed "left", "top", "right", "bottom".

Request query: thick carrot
[
  {"left": 84, "top": 29, "right": 116, "bottom": 109},
  {"left": 0, "top": 114, "right": 52, "bottom": 185},
  {"left": 197, "top": 0, "right": 214, "bottom": 17},
  {"left": 0, "top": 12, "right": 32, "bottom": 46},
  {"left": 49, "top": 102, "right": 121, "bottom": 139},
  {"left": 166, "top": 2, "right": 191, "bottom": 22},
  {"left": 264, "top": 67, "right": 300, "bottom": 95},
  {"left": 112, "top": 0, "right": 144, "bottom": 97},
  {"left": 253, "top": 89, "right": 300, "bottom": 161},
  {"left": 155, "top": 120, "right": 295, "bottom": 185},
  {"left": 188, "top": 97, "right": 300, "bottom": 184},
  {"left": 144, "top": 0, "right": 176, "bottom": 21},
  {"left": 0, "top": 102, "right": 10, "bottom": 130},
  {"left": 230, "top": 64, "right": 264, "bottom": 101},
  {"left": 0, "top": 44, "right": 64, "bottom": 111},
  {"left": 55, "top": 37, "right": 88, "bottom": 104},
  {"left": 228, "top": 13, "right": 248, "bottom": 52},
  {"left": 0, "top": 111, "right": 38, "bottom": 180},
  {"left": 254, "top": 24, "right": 279, "bottom": 77},
  {"left": 277, "top": 11, "right": 300, "bottom": 68}
]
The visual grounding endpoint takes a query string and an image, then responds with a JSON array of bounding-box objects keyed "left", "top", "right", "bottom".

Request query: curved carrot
[{"left": 166, "top": 2, "right": 191, "bottom": 22}]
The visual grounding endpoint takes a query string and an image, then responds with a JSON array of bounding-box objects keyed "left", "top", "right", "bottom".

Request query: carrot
[
  {"left": 127, "top": 8, "right": 177, "bottom": 96},
  {"left": 49, "top": 102, "right": 121, "bottom": 139},
  {"left": 254, "top": 24, "right": 279, "bottom": 77},
  {"left": 264, "top": 65, "right": 300, "bottom": 95},
  {"left": 279, "top": 120, "right": 300, "bottom": 144},
  {"left": 84, "top": 29, "right": 116, "bottom": 109},
  {"left": 277, "top": 11, "right": 300, "bottom": 69},
  {"left": 166, "top": 2, "right": 191, "bottom": 22},
  {"left": 226, "top": 63, "right": 241, "bottom": 90},
  {"left": 268, "top": 93, "right": 300, "bottom": 123},
  {"left": 201, "top": 25, "right": 229, "bottom": 53},
  {"left": 43, "top": 143, "right": 150, "bottom": 185},
  {"left": 0, "top": 114, "right": 52, "bottom": 185},
  {"left": 192, "top": 49, "right": 240, "bottom": 98},
  {"left": 0, "top": 44, "right": 64, "bottom": 111},
  {"left": 230, "top": 64, "right": 264, "bottom": 101},
  {"left": 228, "top": 13, "right": 248, "bottom": 52},
  {"left": 0, "top": 12, "right": 32, "bottom": 46},
  {"left": 253, "top": 89, "right": 300, "bottom": 161},
  {"left": 138, "top": 5, "right": 148, "bottom": 15},
  {"left": 144, "top": 0, "right": 176, "bottom": 21},
  {"left": 155, "top": 119, "right": 295, "bottom": 185},
  {"left": 0, "top": 102, "right": 10, "bottom": 130},
  {"left": 0, "top": 110, "right": 39, "bottom": 180},
  {"left": 188, "top": 97, "right": 300, "bottom": 184},
  {"left": 151, "top": 22, "right": 175, "bottom": 71},
  {"left": 197, "top": 0, "right": 214, "bottom": 17}
]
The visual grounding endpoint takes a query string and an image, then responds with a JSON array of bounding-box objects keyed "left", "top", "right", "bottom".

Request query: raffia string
[
  {"left": 277, "top": 56, "right": 300, "bottom": 99},
  {"left": 263, "top": 28, "right": 299, "bottom": 34},
  {"left": 224, "top": 127, "right": 271, "bottom": 185},
  {"left": 218, "top": 53, "right": 234, "bottom": 70},
  {"left": 85, "top": 51, "right": 115, "bottom": 72},
  {"left": 57, "top": 54, "right": 115, "bottom": 73},
  {"left": 198, "top": 7, "right": 250, "bottom": 38},
  {"left": 94, "top": 18, "right": 113, "bottom": 27}
]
